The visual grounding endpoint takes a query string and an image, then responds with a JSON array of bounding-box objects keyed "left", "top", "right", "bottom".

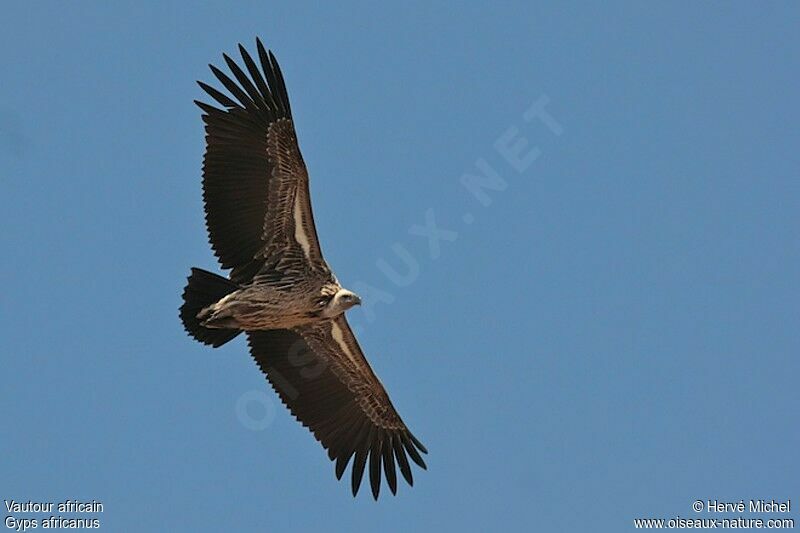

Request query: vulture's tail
[{"left": 180, "top": 268, "right": 242, "bottom": 347}]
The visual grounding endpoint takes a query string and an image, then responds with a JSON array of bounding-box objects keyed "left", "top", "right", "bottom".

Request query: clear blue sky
[{"left": 2, "top": 2, "right": 798, "bottom": 532}]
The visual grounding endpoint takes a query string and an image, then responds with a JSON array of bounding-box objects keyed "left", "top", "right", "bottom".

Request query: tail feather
[{"left": 180, "top": 268, "right": 241, "bottom": 347}]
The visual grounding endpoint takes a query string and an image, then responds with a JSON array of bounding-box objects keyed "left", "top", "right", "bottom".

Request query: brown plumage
[{"left": 179, "top": 38, "right": 427, "bottom": 499}]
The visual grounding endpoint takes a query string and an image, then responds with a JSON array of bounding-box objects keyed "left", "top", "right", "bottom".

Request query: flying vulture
[{"left": 179, "top": 39, "right": 427, "bottom": 499}]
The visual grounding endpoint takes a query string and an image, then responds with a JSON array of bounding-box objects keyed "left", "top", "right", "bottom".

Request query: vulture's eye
[{"left": 317, "top": 298, "right": 329, "bottom": 307}]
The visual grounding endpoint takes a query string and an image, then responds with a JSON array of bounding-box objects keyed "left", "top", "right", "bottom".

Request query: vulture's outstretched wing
[
  {"left": 247, "top": 317, "right": 428, "bottom": 499},
  {"left": 196, "top": 39, "right": 328, "bottom": 282}
]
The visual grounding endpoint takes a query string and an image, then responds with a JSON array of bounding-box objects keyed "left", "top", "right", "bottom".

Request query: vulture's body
[{"left": 179, "top": 39, "right": 426, "bottom": 499}]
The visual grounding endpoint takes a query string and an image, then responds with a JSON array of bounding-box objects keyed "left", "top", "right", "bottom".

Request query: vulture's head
[{"left": 321, "top": 288, "right": 361, "bottom": 318}]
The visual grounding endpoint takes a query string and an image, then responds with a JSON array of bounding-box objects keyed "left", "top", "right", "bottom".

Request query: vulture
[{"left": 179, "top": 38, "right": 427, "bottom": 499}]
